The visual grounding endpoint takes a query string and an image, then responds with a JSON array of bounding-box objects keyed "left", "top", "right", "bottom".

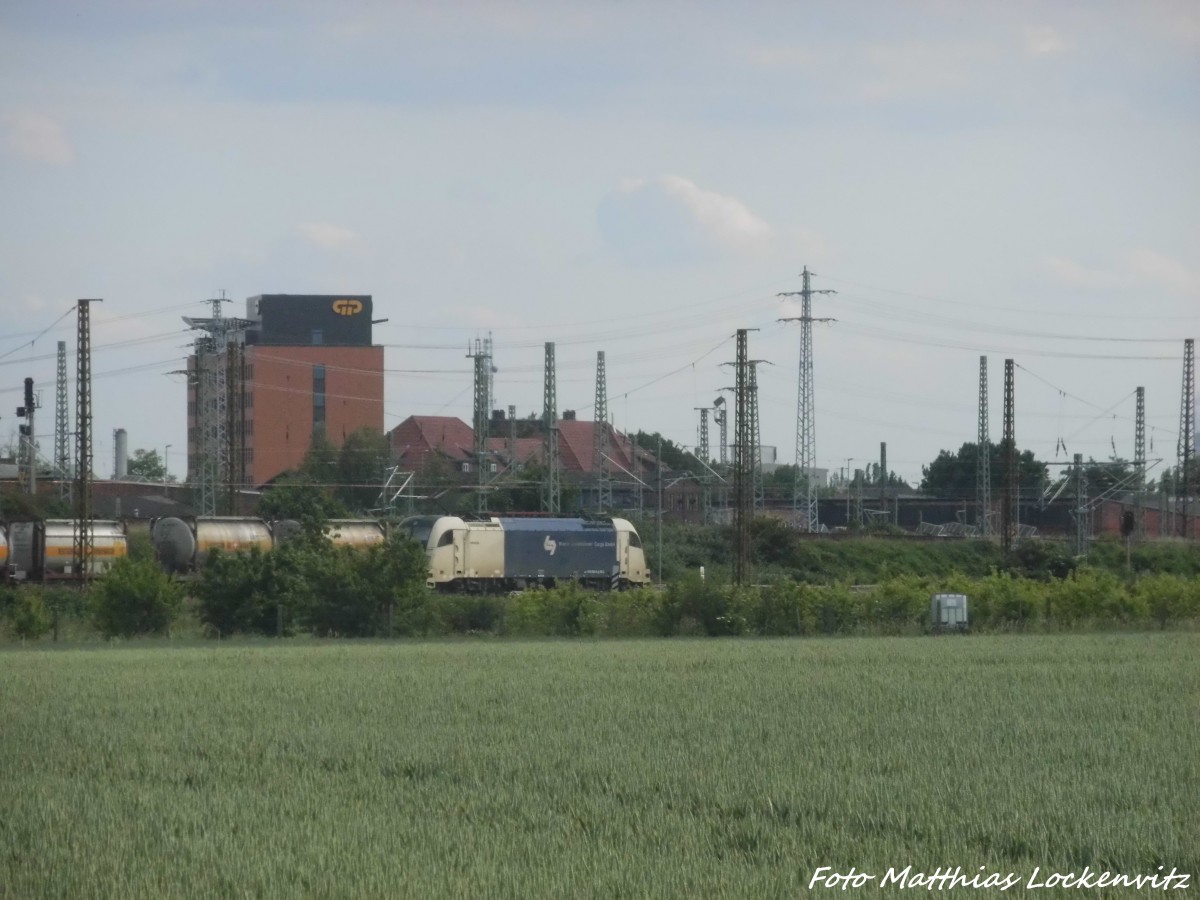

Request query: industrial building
[{"left": 186, "top": 294, "right": 384, "bottom": 491}]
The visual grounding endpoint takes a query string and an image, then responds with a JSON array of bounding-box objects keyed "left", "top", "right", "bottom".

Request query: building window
[
  {"left": 312, "top": 329, "right": 324, "bottom": 346},
  {"left": 313, "top": 364, "right": 326, "bottom": 429}
]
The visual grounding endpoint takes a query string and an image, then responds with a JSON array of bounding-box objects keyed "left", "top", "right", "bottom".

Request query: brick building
[{"left": 186, "top": 294, "right": 384, "bottom": 489}]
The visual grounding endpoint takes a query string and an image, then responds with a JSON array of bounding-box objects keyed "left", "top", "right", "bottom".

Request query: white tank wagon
[
  {"left": 418, "top": 515, "right": 650, "bottom": 592},
  {"left": 151, "top": 516, "right": 272, "bottom": 574},
  {"left": 5, "top": 519, "right": 127, "bottom": 582},
  {"left": 272, "top": 518, "right": 387, "bottom": 549}
]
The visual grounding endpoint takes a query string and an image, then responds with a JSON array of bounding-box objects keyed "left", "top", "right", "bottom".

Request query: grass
[{"left": 1, "top": 634, "right": 1196, "bottom": 898}]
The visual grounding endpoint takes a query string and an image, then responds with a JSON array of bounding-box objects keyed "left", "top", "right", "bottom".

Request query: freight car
[
  {"left": 150, "top": 516, "right": 389, "bottom": 573},
  {"left": 4, "top": 519, "right": 128, "bottom": 582},
  {"left": 414, "top": 515, "right": 650, "bottom": 592},
  {"left": 151, "top": 516, "right": 273, "bottom": 574},
  {"left": 272, "top": 518, "right": 387, "bottom": 549}
]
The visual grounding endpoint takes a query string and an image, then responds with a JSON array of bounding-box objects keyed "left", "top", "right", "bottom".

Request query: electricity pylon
[{"left": 778, "top": 267, "right": 836, "bottom": 532}]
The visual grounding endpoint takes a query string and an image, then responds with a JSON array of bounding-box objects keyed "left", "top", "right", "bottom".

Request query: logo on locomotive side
[
  {"left": 543, "top": 535, "right": 557, "bottom": 556},
  {"left": 332, "top": 298, "right": 363, "bottom": 316}
]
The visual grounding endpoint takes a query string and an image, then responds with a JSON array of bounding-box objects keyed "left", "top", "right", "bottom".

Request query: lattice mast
[
  {"left": 1001, "top": 358, "right": 1016, "bottom": 554},
  {"left": 542, "top": 342, "right": 560, "bottom": 514},
  {"left": 467, "top": 337, "right": 491, "bottom": 513},
  {"left": 193, "top": 296, "right": 229, "bottom": 515},
  {"left": 749, "top": 361, "right": 766, "bottom": 511},
  {"left": 225, "top": 337, "right": 246, "bottom": 514},
  {"left": 712, "top": 397, "right": 729, "bottom": 467},
  {"left": 1179, "top": 339, "right": 1195, "bottom": 539},
  {"left": 778, "top": 267, "right": 836, "bottom": 532},
  {"left": 17, "top": 378, "right": 37, "bottom": 495},
  {"left": 977, "top": 356, "right": 991, "bottom": 536},
  {"left": 732, "top": 329, "right": 753, "bottom": 585},
  {"left": 695, "top": 406, "right": 712, "bottom": 523},
  {"left": 880, "top": 441, "right": 888, "bottom": 522},
  {"left": 1134, "top": 386, "right": 1146, "bottom": 537},
  {"left": 1072, "top": 452, "right": 1090, "bottom": 556},
  {"left": 72, "top": 299, "right": 101, "bottom": 584},
  {"left": 593, "top": 351, "right": 612, "bottom": 512},
  {"left": 55, "top": 340, "right": 70, "bottom": 497}
]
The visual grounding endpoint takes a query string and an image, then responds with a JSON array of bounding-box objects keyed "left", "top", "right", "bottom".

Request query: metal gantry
[
  {"left": 185, "top": 294, "right": 250, "bottom": 515},
  {"left": 542, "top": 341, "right": 560, "bottom": 514},
  {"left": 72, "top": 299, "right": 100, "bottom": 584},
  {"left": 778, "top": 267, "right": 836, "bottom": 532},
  {"left": 977, "top": 356, "right": 991, "bottom": 537}
]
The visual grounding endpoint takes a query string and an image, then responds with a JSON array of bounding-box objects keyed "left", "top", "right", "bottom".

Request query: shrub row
[
  {"left": 435, "top": 569, "right": 1200, "bottom": 638},
  {"left": 4, "top": 565, "right": 1198, "bottom": 641}
]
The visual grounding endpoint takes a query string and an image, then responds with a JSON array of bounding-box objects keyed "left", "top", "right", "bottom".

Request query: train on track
[
  {"left": 397, "top": 515, "right": 650, "bottom": 592},
  {"left": 4, "top": 514, "right": 650, "bottom": 592}
]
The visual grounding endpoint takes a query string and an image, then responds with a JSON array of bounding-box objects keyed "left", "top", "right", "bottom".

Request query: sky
[{"left": 1, "top": 0, "right": 1197, "bottom": 489}]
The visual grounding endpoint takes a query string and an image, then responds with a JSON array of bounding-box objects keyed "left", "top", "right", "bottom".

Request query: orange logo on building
[{"left": 332, "top": 299, "right": 363, "bottom": 316}]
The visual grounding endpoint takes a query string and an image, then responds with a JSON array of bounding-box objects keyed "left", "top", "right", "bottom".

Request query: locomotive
[{"left": 401, "top": 515, "right": 650, "bottom": 592}]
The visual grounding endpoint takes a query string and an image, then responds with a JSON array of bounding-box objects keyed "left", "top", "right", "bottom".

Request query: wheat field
[{"left": 1, "top": 634, "right": 1195, "bottom": 898}]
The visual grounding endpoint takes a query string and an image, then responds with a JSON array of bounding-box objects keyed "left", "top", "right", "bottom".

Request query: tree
[
  {"left": 334, "top": 427, "right": 392, "bottom": 513},
  {"left": 919, "top": 441, "right": 1047, "bottom": 499},
  {"left": 127, "top": 448, "right": 171, "bottom": 481},
  {"left": 257, "top": 477, "right": 348, "bottom": 522},
  {"left": 631, "top": 431, "right": 707, "bottom": 478}
]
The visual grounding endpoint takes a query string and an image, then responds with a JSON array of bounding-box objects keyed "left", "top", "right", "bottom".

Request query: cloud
[
  {"left": 1043, "top": 255, "right": 1110, "bottom": 290},
  {"left": 2, "top": 114, "right": 74, "bottom": 166},
  {"left": 1043, "top": 250, "right": 1198, "bottom": 295},
  {"left": 1124, "top": 248, "right": 1199, "bottom": 294},
  {"left": 1023, "top": 25, "right": 1067, "bottom": 56},
  {"left": 597, "top": 175, "right": 772, "bottom": 265},
  {"left": 297, "top": 222, "right": 358, "bottom": 250}
]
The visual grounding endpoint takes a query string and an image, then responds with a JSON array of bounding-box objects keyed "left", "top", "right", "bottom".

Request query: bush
[
  {"left": 90, "top": 557, "right": 184, "bottom": 638},
  {"left": 5, "top": 589, "right": 53, "bottom": 640},
  {"left": 661, "top": 574, "right": 746, "bottom": 636},
  {"left": 435, "top": 594, "right": 505, "bottom": 634},
  {"left": 1134, "top": 574, "right": 1200, "bottom": 627},
  {"left": 580, "top": 588, "right": 666, "bottom": 637},
  {"left": 194, "top": 546, "right": 279, "bottom": 636},
  {"left": 193, "top": 530, "right": 433, "bottom": 638},
  {"left": 1045, "top": 569, "right": 1130, "bottom": 625}
]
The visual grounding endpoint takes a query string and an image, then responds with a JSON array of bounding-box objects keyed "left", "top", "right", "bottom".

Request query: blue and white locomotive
[{"left": 401, "top": 515, "right": 650, "bottom": 592}]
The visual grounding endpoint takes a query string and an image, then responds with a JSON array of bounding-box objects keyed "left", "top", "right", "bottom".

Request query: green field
[{"left": 2, "top": 635, "right": 1196, "bottom": 898}]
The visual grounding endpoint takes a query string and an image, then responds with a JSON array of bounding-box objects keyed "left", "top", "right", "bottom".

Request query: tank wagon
[
  {"left": 415, "top": 515, "right": 649, "bottom": 592},
  {"left": 5, "top": 519, "right": 127, "bottom": 582},
  {"left": 151, "top": 516, "right": 273, "bottom": 574},
  {"left": 272, "top": 518, "right": 386, "bottom": 549},
  {"left": 151, "top": 516, "right": 389, "bottom": 573}
]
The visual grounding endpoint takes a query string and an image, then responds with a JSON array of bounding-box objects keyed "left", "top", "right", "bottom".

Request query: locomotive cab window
[
  {"left": 628, "top": 532, "right": 642, "bottom": 548},
  {"left": 437, "top": 531, "right": 455, "bottom": 548}
]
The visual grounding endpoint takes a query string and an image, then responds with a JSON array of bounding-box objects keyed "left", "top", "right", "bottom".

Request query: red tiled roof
[
  {"left": 387, "top": 416, "right": 476, "bottom": 468},
  {"left": 388, "top": 415, "right": 657, "bottom": 477}
]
